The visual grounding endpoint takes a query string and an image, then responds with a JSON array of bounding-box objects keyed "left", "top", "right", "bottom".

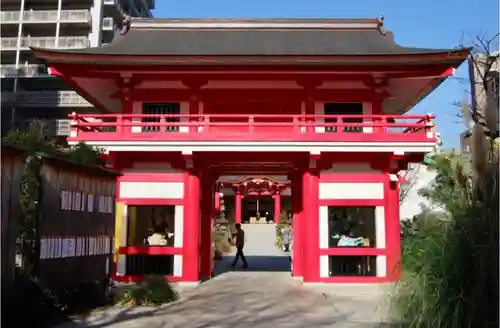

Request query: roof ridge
[{"left": 128, "top": 17, "right": 385, "bottom": 31}]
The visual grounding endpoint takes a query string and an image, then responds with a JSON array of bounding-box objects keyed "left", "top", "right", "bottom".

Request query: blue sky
[{"left": 153, "top": 0, "right": 499, "bottom": 148}]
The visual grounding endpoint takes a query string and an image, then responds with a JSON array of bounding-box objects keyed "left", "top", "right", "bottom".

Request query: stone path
[
  {"left": 56, "top": 272, "right": 391, "bottom": 328},
  {"left": 54, "top": 224, "right": 392, "bottom": 327}
]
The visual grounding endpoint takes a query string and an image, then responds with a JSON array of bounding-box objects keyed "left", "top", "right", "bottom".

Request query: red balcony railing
[{"left": 68, "top": 113, "right": 436, "bottom": 143}]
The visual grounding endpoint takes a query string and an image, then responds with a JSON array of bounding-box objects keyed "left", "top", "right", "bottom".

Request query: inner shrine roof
[
  {"left": 31, "top": 18, "right": 469, "bottom": 63},
  {"left": 219, "top": 175, "right": 288, "bottom": 185}
]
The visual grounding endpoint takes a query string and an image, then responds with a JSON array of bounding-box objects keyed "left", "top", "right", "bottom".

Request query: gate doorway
[{"left": 213, "top": 174, "right": 295, "bottom": 276}]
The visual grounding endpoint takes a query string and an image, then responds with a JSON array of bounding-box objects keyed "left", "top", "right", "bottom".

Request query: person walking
[{"left": 231, "top": 223, "right": 248, "bottom": 269}]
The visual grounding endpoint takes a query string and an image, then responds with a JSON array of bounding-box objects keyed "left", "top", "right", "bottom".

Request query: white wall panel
[
  {"left": 120, "top": 182, "right": 184, "bottom": 199},
  {"left": 375, "top": 206, "right": 386, "bottom": 248},
  {"left": 319, "top": 206, "right": 329, "bottom": 249},
  {"left": 174, "top": 255, "right": 183, "bottom": 277},
  {"left": 376, "top": 255, "right": 387, "bottom": 277},
  {"left": 174, "top": 205, "right": 184, "bottom": 247},
  {"left": 319, "top": 182, "right": 384, "bottom": 199},
  {"left": 320, "top": 255, "right": 330, "bottom": 278}
]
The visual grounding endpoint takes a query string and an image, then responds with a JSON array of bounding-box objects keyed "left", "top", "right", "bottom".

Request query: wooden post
[{"left": 182, "top": 170, "right": 201, "bottom": 282}]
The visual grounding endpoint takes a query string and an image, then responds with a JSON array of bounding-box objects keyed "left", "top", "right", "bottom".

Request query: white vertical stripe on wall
[
  {"left": 362, "top": 102, "right": 374, "bottom": 133},
  {"left": 320, "top": 255, "right": 330, "bottom": 278},
  {"left": 319, "top": 206, "right": 329, "bottom": 249},
  {"left": 174, "top": 255, "right": 183, "bottom": 277},
  {"left": 376, "top": 255, "right": 387, "bottom": 277},
  {"left": 375, "top": 206, "right": 386, "bottom": 248},
  {"left": 180, "top": 102, "right": 189, "bottom": 133},
  {"left": 174, "top": 205, "right": 184, "bottom": 247},
  {"left": 117, "top": 204, "right": 128, "bottom": 275}
]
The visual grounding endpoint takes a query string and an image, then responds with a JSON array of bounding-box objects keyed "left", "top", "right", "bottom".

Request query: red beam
[
  {"left": 130, "top": 88, "right": 389, "bottom": 102},
  {"left": 49, "top": 62, "right": 464, "bottom": 75},
  {"left": 112, "top": 275, "right": 183, "bottom": 283},
  {"left": 318, "top": 248, "right": 386, "bottom": 256},
  {"left": 118, "top": 246, "right": 183, "bottom": 255},
  {"left": 118, "top": 198, "right": 184, "bottom": 205},
  {"left": 318, "top": 199, "right": 385, "bottom": 206}
]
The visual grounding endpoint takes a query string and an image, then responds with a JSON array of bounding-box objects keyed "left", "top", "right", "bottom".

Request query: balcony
[
  {"left": 0, "top": 10, "right": 91, "bottom": 24},
  {"left": 0, "top": 64, "right": 49, "bottom": 78},
  {"left": 2, "top": 91, "right": 92, "bottom": 107},
  {"left": 2, "top": 119, "right": 71, "bottom": 137},
  {"left": 1, "top": 36, "right": 90, "bottom": 51},
  {"left": 67, "top": 113, "right": 436, "bottom": 146}
]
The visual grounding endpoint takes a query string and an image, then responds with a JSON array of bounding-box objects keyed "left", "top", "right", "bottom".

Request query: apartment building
[
  {"left": 462, "top": 53, "right": 499, "bottom": 153},
  {"left": 0, "top": 0, "right": 154, "bottom": 136}
]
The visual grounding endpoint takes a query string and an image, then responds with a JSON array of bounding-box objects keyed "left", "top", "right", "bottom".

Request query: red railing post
[
  {"left": 337, "top": 116, "right": 344, "bottom": 134},
  {"left": 203, "top": 115, "right": 210, "bottom": 133},
  {"left": 425, "top": 114, "right": 435, "bottom": 140},
  {"left": 69, "top": 111, "right": 79, "bottom": 138},
  {"left": 306, "top": 116, "right": 314, "bottom": 133},
  {"left": 249, "top": 116, "right": 255, "bottom": 133},
  {"left": 116, "top": 115, "right": 123, "bottom": 134},
  {"left": 293, "top": 115, "right": 300, "bottom": 133},
  {"left": 189, "top": 94, "right": 200, "bottom": 133},
  {"left": 378, "top": 116, "right": 390, "bottom": 134}
]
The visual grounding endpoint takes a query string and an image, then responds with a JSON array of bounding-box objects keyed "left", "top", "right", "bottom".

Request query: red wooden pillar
[
  {"left": 290, "top": 171, "right": 303, "bottom": 278},
  {"left": 273, "top": 191, "right": 281, "bottom": 224},
  {"left": 235, "top": 192, "right": 242, "bottom": 224},
  {"left": 385, "top": 175, "right": 402, "bottom": 281},
  {"left": 302, "top": 169, "right": 319, "bottom": 282},
  {"left": 182, "top": 170, "right": 201, "bottom": 282},
  {"left": 199, "top": 172, "right": 214, "bottom": 279}
]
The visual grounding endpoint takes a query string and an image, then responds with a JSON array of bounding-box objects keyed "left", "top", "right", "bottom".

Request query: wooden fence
[
  {"left": 1, "top": 144, "right": 120, "bottom": 293},
  {"left": 1, "top": 145, "right": 25, "bottom": 287}
]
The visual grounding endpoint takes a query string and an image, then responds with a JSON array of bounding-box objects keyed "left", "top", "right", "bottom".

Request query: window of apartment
[
  {"left": 323, "top": 103, "right": 363, "bottom": 133},
  {"left": 142, "top": 103, "right": 181, "bottom": 132},
  {"left": 327, "top": 206, "right": 377, "bottom": 276}
]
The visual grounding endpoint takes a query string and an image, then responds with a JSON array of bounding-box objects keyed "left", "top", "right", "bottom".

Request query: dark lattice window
[
  {"left": 142, "top": 103, "right": 180, "bottom": 132},
  {"left": 324, "top": 103, "right": 363, "bottom": 133}
]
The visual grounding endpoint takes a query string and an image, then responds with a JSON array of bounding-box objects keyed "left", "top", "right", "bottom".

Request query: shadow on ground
[
  {"left": 55, "top": 270, "right": 392, "bottom": 328},
  {"left": 212, "top": 255, "right": 292, "bottom": 277}
]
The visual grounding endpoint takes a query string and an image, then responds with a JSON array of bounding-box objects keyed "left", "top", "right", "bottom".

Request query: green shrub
[
  {"left": 214, "top": 229, "right": 232, "bottom": 256},
  {"left": 275, "top": 221, "right": 290, "bottom": 249},
  {"left": 2, "top": 269, "right": 67, "bottom": 328},
  {"left": 392, "top": 155, "right": 498, "bottom": 328},
  {"left": 116, "top": 275, "right": 178, "bottom": 306}
]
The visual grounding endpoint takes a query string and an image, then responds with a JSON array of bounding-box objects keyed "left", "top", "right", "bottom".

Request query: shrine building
[{"left": 32, "top": 17, "right": 469, "bottom": 285}]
